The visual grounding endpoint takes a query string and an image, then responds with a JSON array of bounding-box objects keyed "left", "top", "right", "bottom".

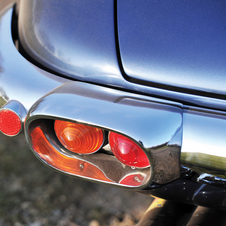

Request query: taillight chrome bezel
[{"left": 24, "top": 82, "right": 182, "bottom": 189}]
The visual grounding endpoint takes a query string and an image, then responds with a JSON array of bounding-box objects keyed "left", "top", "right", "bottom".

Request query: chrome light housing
[{"left": 25, "top": 82, "right": 183, "bottom": 189}]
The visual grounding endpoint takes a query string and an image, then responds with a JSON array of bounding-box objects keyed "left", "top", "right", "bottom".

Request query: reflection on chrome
[
  {"left": 182, "top": 107, "right": 226, "bottom": 178},
  {"left": 197, "top": 173, "right": 226, "bottom": 188}
]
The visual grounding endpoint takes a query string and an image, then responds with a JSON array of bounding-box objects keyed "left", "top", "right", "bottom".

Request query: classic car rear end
[{"left": 1, "top": 0, "right": 226, "bottom": 224}]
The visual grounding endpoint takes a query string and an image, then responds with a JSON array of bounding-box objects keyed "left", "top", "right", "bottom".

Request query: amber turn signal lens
[
  {"left": 31, "top": 126, "right": 112, "bottom": 182},
  {"left": 54, "top": 120, "right": 104, "bottom": 154},
  {"left": 0, "top": 110, "right": 21, "bottom": 136},
  {"left": 109, "top": 132, "right": 150, "bottom": 168}
]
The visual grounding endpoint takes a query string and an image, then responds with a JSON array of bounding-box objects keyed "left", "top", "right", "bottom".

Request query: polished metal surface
[
  {"left": 0, "top": 5, "right": 225, "bottom": 113},
  {"left": 117, "top": 0, "right": 226, "bottom": 96},
  {"left": 181, "top": 107, "right": 226, "bottom": 178},
  {"left": 25, "top": 81, "right": 183, "bottom": 185}
]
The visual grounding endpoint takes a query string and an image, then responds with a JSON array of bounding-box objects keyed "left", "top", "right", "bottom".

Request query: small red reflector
[
  {"left": 109, "top": 132, "right": 150, "bottom": 168},
  {"left": 31, "top": 126, "right": 113, "bottom": 182},
  {"left": 54, "top": 120, "right": 104, "bottom": 154},
  {"left": 120, "top": 174, "right": 145, "bottom": 186},
  {"left": 0, "top": 110, "right": 21, "bottom": 136}
]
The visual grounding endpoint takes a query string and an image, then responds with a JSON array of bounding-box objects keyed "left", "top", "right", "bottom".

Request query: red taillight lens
[
  {"left": 54, "top": 120, "right": 104, "bottom": 154},
  {"left": 0, "top": 110, "right": 21, "bottom": 136},
  {"left": 31, "top": 126, "right": 112, "bottom": 182},
  {"left": 109, "top": 132, "right": 150, "bottom": 168},
  {"left": 120, "top": 174, "right": 145, "bottom": 186}
]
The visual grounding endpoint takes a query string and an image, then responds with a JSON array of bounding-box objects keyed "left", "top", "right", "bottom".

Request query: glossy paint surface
[
  {"left": 2, "top": 6, "right": 226, "bottom": 112},
  {"left": 118, "top": 0, "right": 226, "bottom": 95},
  {"left": 19, "top": 0, "right": 121, "bottom": 83},
  {"left": 0, "top": 7, "right": 69, "bottom": 110}
]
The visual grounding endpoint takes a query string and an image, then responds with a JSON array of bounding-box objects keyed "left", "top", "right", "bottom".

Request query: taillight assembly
[
  {"left": 24, "top": 82, "right": 182, "bottom": 187},
  {"left": 28, "top": 119, "right": 150, "bottom": 188},
  {"left": 54, "top": 120, "right": 104, "bottom": 154}
]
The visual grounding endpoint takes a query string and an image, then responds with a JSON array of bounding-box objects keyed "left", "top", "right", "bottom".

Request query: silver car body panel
[
  {"left": 117, "top": 0, "right": 226, "bottom": 96},
  {"left": 17, "top": 1, "right": 226, "bottom": 111}
]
